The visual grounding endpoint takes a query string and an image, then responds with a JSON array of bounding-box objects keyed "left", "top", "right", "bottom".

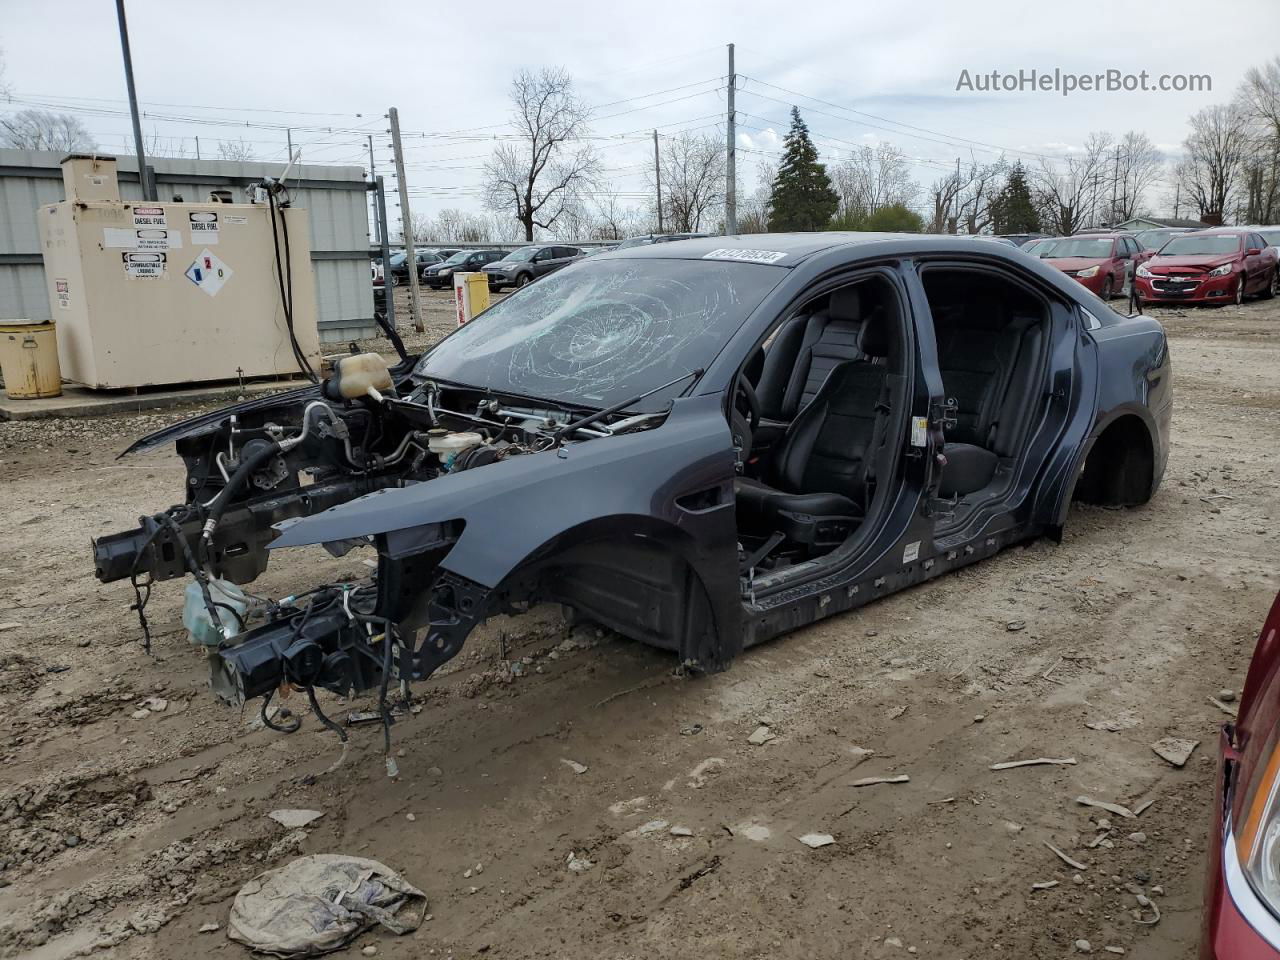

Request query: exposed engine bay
[{"left": 93, "top": 351, "right": 668, "bottom": 753}]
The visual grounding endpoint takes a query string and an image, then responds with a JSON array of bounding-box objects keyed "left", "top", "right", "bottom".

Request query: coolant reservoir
[
  {"left": 427, "top": 430, "right": 483, "bottom": 469},
  {"left": 183, "top": 578, "right": 248, "bottom": 647}
]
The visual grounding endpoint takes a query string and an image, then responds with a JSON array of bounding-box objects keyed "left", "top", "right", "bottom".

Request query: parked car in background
[
  {"left": 387, "top": 250, "right": 449, "bottom": 286},
  {"left": 998, "top": 233, "right": 1049, "bottom": 247},
  {"left": 1201, "top": 589, "right": 1280, "bottom": 960},
  {"left": 976, "top": 236, "right": 1020, "bottom": 247},
  {"left": 1043, "top": 234, "right": 1150, "bottom": 299},
  {"left": 423, "top": 249, "right": 508, "bottom": 289},
  {"left": 1021, "top": 237, "right": 1061, "bottom": 258},
  {"left": 1134, "top": 226, "right": 1195, "bottom": 252},
  {"left": 482, "top": 244, "right": 585, "bottom": 290},
  {"left": 614, "top": 232, "right": 711, "bottom": 250},
  {"left": 1135, "top": 229, "right": 1278, "bottom": 306},
  {"left": 1250, "top": 226, "right": 1280, "bottom": 255}
]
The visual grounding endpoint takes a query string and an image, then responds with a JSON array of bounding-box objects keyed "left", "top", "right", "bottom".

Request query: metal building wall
[{"left": 0, "top": 149, "right": 375, "bottom": 342}]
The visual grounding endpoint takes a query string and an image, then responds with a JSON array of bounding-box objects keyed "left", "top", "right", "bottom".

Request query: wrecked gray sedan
[{"left": 95, "top": 234, "right": 1171, "bottom": 742}]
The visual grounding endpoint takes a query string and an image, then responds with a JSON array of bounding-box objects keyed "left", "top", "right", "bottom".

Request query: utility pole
[
  {"left": 114, "top": 0, "right": 155, "bottom": 201},
  {"left": 387, "top": 107, "right": 423, "bottom": 332},
  {"left": 367, "top": 134, "right": 380, "bottom": 245},
  {"left": 194, "top": 135, "right": 200, "bottom": 160},
  {"left": 654, "top": 129, "right": 664, "bottom": 233},
  {"left": 287, "top": 128, "right": 294, "bottom": 163},
  {"left": 1174, "top": 181, "right": 1181, "bottom": 219},
  {"left": 725, "top": 43, "right": 737, "bottom": 234}
]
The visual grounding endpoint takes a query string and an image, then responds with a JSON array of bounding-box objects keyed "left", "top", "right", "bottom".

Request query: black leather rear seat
[{"left": 934, "top": 293, "right": 1042, "bottom": 497}]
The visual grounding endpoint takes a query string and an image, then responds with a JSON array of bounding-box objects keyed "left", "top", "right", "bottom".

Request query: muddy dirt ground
[{"left": 1, "top": 291, "right": 1277, "bottom": 960}]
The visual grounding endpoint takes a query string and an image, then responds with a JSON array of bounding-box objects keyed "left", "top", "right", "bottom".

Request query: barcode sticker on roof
[{"left": 702, "top": 248, "right": 787, "bottom": 264}]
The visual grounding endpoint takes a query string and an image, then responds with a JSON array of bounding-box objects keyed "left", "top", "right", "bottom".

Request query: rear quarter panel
[{"left": 1089, "top": 312, "right": 1173, "bottom": 487}]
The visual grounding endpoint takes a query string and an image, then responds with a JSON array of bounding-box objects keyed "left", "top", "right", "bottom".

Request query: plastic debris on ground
[{"left": 228, "top": 854, "right": 427, "bottom": 957}]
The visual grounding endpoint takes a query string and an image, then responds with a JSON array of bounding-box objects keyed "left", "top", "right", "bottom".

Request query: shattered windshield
[{"left": 415, "top": 258, "right": 785, "bottom": 410}]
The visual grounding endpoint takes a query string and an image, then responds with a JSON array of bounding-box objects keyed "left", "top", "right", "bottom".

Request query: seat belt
[
  {"left": 862, "top": 372, "right": 900, "bottom": 512},
  {"left": 985, "top": 317, "right": 1036, "bottom": 448}
]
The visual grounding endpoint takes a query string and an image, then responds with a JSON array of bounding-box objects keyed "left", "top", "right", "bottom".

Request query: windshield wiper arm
[{"left": 554, "top": 368, "right": 703, "bottom": 443}]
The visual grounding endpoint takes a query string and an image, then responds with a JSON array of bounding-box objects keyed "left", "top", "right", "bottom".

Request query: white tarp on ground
[{"left": 228, "top": 854, "right": 427, "bottom": 957}]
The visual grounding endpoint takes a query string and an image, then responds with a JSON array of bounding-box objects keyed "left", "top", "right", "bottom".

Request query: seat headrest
[
  {"left": 858, "top": 310, "right": 891, "bottom": 358},
  {"left": 828, "top": 286, "right": 862, "bottom": 322}
]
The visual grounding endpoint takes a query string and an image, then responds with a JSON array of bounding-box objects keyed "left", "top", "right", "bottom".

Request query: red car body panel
[
  {"left": 1203, "top": 591, "right": 1280, "bottom": 959},
  {"left": 1138, "top": 230, "right": 1278, "bottom": 305}
]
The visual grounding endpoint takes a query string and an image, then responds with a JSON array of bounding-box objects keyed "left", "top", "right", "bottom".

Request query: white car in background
[{"left": 1256, "top": 226, "right": 1280, "bottom": 257}]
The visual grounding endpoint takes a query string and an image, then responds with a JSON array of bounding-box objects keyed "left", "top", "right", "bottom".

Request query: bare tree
[
  {"left": 144, "top": 129, "right": 190, "bottom": 159},
  {"left": 0, "top": 108, "right": 95, "bottom": 151},
  {"left": 651, "top": 130, "right": 725, "bottom": 233},
  {"left": 1236, "top": 57, "right": 1280, "bottom": 223},
  {"left": 831, "top": 144, "right": 918, "bottom": 220},
  {"left": 216, "top": 138, "right": 255, "bottom": 161},
  {"left": 413, "top": 209, "right": 495, "bottom": 243},
  {"left": 927, "top": 168, "right": 964, "bottom": 233},
  {"left": 956, "top": 158, "right": 1008, "bottom": 234},
  {"left": 1177, "top": 104, "right": 1251, "bottom": 223},
  {"left": 1033, "top": 133, "right": 1113, "bottom": 234},
  {"left": 482, "top": 67, "right": 599, "bottom": 241},
  {"left": 735, "top": 159, "right": 776, "bottom": 233},
  {"left": 483, "top": 212, "right": 524, "bottom": 244},
  {"left": 589, "top": 190, "right": 642, "bottom": 240},
  {"left": 1103, "top": 131, "right": 1164, "bottom": 223}
]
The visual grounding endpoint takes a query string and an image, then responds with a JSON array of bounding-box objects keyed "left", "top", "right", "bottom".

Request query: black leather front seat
[
  {"left": 736, "top": 314, "right": 893, "bottom": 548},
  {"left": 755, "top": 287, "right": 868, "bottom": 421}
]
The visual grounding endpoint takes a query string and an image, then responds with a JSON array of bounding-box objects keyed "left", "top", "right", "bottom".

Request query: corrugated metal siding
[{"left": 0, "top": 149, "right": 374, "bottom": 340}]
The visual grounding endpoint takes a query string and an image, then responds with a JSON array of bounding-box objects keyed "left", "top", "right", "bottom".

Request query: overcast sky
[{"left": 3, "top": 0, "right": 1277, "bottom": 233}]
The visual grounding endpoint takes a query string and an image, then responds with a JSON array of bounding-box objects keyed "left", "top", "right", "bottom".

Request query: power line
[{"left": 737, "top": 75, "right": 1067, "bottom": 167}]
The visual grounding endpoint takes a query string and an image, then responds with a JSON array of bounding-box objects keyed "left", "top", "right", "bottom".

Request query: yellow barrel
[{"left": 0, "top": 319, "right": 63, "bottom": 399}]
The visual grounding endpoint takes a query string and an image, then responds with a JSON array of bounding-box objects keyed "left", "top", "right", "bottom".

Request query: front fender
[{"left": 271, "top": 393, "right": 742, "bottom": 665}]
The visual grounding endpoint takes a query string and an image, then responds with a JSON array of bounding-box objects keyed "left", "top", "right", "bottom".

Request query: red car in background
[
  {"left": 1137, "top": 229, "right": 1279, "bottom": 306},
  {"left": 1043, "top": 233, "right": 1150, "bottom": 299},
  {"left": 1203, "top": 590, "right": 1280, "bottom": 958}
]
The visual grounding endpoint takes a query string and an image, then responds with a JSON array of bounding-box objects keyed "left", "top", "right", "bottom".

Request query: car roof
[{"left": 595, "top": 231, "right": 1140, "bottom": 270}]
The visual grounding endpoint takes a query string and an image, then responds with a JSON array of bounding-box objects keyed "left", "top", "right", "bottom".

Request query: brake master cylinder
[{"left": 427, "top": 430, "right": 483, "bottom": 470}]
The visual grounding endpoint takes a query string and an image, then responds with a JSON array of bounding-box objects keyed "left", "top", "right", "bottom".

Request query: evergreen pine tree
[
  {"left": 990, "top": 162, "right": 1041, "bottom": 234},
  {"left": 767, "top": 108, "right": 839, "bottom": 231}
]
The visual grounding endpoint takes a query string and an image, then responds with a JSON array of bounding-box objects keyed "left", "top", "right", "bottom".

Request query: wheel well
[{"left": 1073, "top": 414, "right": 1154, "bottom": 506}]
